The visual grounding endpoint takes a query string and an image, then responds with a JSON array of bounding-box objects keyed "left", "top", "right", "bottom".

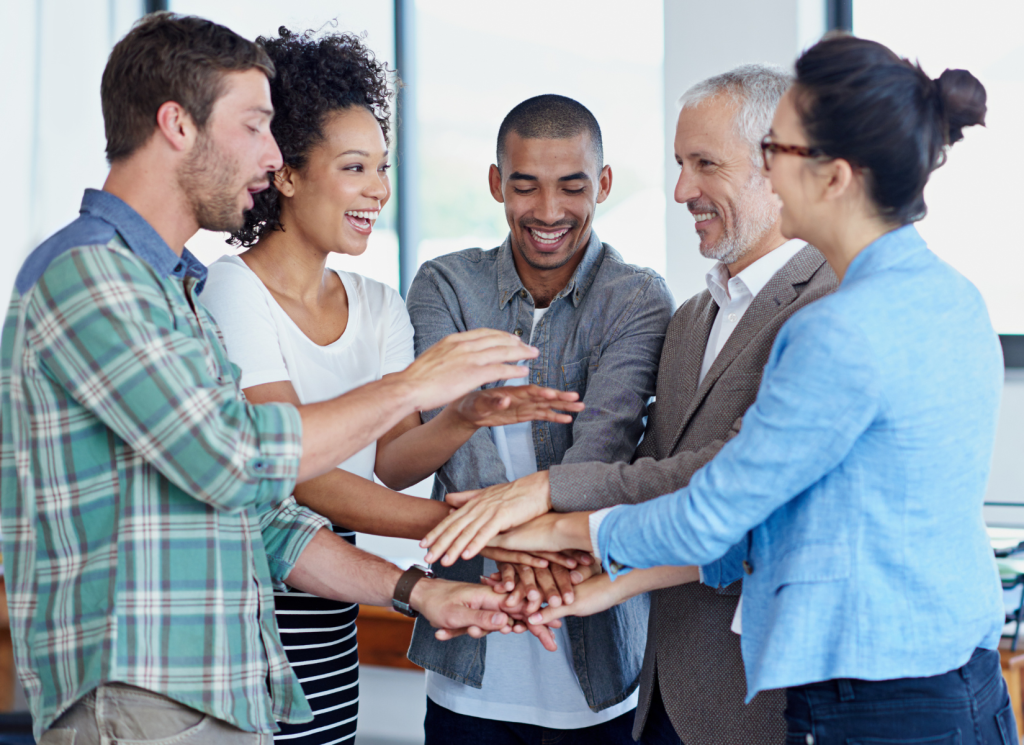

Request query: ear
[
  {"left": 154, "top": 100, "right": 196, "bottom": 153},
  {"left": 488, "top": 164, "right": 504, "bottom": 204},
  {"left": 595, "top": 165, "right": 613, "bottom": 204},
  {"left": 820, "top": 158, "right": 856, "bottom": 204},
  {"left": 274, "top": 166, "right": 298, "bottom": 198}
]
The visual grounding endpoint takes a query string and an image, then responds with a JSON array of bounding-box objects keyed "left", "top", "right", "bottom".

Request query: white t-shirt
[
  {"left": 200, "top": 254, "right": 415, "bottom": 480},
  {"left": 426, "top": 307, "right": 639, "bottom": 729}
]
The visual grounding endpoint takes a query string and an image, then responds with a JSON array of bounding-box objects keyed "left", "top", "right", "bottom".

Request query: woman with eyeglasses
[
  {"left": 443, "top": 35, "right": 1011, "bottom": 743},
  {"left": 199, "top": 28, "right": 585, "bottom": 745}
]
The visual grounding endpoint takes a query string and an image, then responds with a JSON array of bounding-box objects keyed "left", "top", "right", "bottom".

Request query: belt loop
[{"left": 837, "top": 679, "right": 855, "bottom": 702}]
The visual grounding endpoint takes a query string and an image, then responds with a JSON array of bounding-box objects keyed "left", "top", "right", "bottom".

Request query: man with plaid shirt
[{"left": 0, "top": 14, "right": 534, "bottom": 744}]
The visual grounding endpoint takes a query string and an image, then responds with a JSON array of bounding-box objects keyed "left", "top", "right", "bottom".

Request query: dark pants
[
  {"left": 425, "top": 697, "right": 637, "bottom": 745},
  {"left": 785, "top": 648, "right": 1018, "bottom": 745},
  {"left": 637, "top": 681, "right": 684, "bottom": 745}
]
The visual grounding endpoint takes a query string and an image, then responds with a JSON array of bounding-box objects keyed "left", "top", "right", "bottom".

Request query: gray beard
[{"left": 699, "top": 174, "right": 778, "bottom": 266}]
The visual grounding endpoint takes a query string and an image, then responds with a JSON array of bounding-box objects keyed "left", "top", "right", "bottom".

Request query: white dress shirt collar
[{"left": 705, "top": 238, "right": 805, "bottom": 310}]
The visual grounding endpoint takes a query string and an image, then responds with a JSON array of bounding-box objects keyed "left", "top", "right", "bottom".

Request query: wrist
[
  {"left": 381, "top": 370, "right": 429, "bottom": 414},
  {"left": 526, "top": 471, "right": 553, "bottom": 511},
  {"left": 553, "top": 511, "right": 594, "bottom": 552},
  {"left": 438, "top": 399, "right": 479, "bottom": 434},
  {"left": 408, "top": 576, "right": 440, "bottom": 615}
]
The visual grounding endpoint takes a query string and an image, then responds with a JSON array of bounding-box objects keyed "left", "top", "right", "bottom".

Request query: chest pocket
[{"left": 559, "top": 356, "right": 590, "bottom": 399}]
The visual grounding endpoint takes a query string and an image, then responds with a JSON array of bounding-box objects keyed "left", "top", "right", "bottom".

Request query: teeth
[
  {"left": 345, "top": 210, "right": 379, "bottom": 220},
  {"left": 692, "top": 212, "right": 717, "bottom": 222},
  {"left": 529, "top": 228, "right": 569, "bottom": 245}
]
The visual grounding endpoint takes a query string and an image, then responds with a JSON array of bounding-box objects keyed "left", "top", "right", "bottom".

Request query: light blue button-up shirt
[{"left": 598, "top": 224, "right": 1005, "bottom": 699}]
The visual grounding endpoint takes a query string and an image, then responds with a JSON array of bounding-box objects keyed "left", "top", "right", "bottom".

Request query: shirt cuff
[{"left": 589, "top": 507, "right": 615, "bottom": 560}]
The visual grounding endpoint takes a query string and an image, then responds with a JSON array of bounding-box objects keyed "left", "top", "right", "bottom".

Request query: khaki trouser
[{"left": 38, "top": 683, "right": 272, "bottom": 744}]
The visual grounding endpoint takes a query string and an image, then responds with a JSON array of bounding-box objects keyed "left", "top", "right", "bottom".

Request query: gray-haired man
[{"left": 422, "top": 65, "right": 839, "bottom": 744}]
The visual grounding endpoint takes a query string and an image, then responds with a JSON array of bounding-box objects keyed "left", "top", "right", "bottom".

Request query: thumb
[{"left": 443, "top": 607, "right": 509, "bottom": 631}]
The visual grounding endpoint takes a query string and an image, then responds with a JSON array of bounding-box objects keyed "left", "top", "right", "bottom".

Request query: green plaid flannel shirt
[{"left": 0, "top": 190, "right": 328, "bottom": 739}]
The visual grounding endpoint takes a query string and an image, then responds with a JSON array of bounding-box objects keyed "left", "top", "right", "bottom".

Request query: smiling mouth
[
  {"left": 345, "top": 209, "right": 380, "bottom": 232},
  {"left": 527, "top": 226, "right": 571, "bottom": 246},
  {"left": 691, "top": 210, "right": 719, "bottom": 223}
]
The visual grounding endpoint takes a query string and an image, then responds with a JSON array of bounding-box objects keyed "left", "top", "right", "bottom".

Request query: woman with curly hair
[{"left": 200, "top": 28, "right": 583, "bottom": 744}]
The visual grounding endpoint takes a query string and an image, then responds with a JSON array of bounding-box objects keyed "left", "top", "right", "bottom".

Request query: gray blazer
[{"left": 547, "top": 245, "right": 838, "bottom": 745}]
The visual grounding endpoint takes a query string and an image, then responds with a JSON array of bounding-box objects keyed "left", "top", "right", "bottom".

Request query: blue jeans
[
  {"left": 424, "top": 697, "right": 636, "bottom": 745},
  {"left": 785, "top": 648, "right": 1018, "bottom": 745}
]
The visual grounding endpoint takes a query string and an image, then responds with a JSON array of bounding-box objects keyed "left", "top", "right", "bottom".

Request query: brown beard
[{"left": 178, "top": 131, "right": 246, "bottom": 233}]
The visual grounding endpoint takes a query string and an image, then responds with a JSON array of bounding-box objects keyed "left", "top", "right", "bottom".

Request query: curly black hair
[{"left": 229, "top": 26, "right": 394, "bottom": 247}]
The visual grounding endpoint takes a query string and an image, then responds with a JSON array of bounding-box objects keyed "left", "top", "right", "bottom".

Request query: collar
[
  {"left": 496, "top": 230, "right": 604, "bottom": 310},
  {"left": 843, "top": 224, "right": 926, "bottom": 284},
  {"left": 705, "top": 238, "right": 805, "bottom": 308},
  {"left": 80, "top": 188, "right": 208, "bottom": 292}
]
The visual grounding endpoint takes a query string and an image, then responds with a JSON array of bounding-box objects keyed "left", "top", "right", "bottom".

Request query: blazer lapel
[
  {"left": 656, "top": 292, "right": 717, "bottom": 456},
  {"left": 668, "top": 245, "right": 824, "bottom": 454}
]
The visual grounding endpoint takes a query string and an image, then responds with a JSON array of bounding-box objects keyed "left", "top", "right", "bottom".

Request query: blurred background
[{"left": 0, "top": 1, "right": 1022, "bottom": 742}]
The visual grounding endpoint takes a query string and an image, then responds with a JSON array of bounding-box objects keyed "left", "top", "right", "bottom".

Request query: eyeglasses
[{"left": 760, "top": 135, "right": 827, "bottom": 171}]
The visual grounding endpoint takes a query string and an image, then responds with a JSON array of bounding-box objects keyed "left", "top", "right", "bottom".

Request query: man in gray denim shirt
[{"left": 407, "top": 95, "right": 674, "bottom": 744}]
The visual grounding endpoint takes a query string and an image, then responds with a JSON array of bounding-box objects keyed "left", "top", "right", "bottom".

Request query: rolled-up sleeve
[
  {"left": 598, "top": 305, "right": 879, "bottom": 575},
  {"left": 259, "top": 496, "right": 331, "bottom": 589},
  {"left": 27, "top": 246, "right": 302, "bottom": 514}
]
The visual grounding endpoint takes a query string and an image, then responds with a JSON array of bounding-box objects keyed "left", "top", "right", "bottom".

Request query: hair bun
[{"left": 934, "top": 68, "right": 986, "bottom": 144}]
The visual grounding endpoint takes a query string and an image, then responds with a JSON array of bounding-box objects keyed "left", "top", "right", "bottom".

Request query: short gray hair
[{"left": 679, "top": 64, "right": 793, "bottom": 165}]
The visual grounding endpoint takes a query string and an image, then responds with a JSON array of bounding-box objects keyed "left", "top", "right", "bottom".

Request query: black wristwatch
[{"left": 392, "top": 565, "right": 435, "bottom": 617}]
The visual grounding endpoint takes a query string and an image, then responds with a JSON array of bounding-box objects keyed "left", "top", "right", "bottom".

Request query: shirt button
[
  {"left": 519, "top": 289, "right": 527, "bottom": 298},
  {"left": 806, "top": 735, "right": 815, "bottom": 745},
  {"left": 742, "top": 560, "right": 753, "bottom": 575},
  {"left": 514, "top": 329, "right": 523, "bottom": 336},
  {"left": 251, "top": 460, "right": 266, "bottom": 472},
  {"left": 728, "top": 313, "right": 737, "bottom": 323}
]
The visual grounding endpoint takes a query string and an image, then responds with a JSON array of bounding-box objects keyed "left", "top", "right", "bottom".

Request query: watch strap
[{"left": 392, "top": 565, "right": 433, "bottom": 617}]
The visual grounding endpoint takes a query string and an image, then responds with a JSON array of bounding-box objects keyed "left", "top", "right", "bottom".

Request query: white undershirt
[
  {"left": 426, "top": 306, "right": 639, "bottom": 729},
  {"left": 200, "top": 255, "right": 415, "bottom": 479},
  {"left": 590, "top": 240, "right": 805, "bottom": 635}
]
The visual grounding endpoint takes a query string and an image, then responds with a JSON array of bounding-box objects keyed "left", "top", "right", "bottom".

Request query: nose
[
  {"left": 263, "top": 131, "right": 283, "bottom": 173},
  {"left": 674, "top": 165, "right": 700, "bottom": 205},
  {"left": 367, "top": 170, "right": 389, "bottom": 202},
  {"left": 535, "top": 188, "right": 565, "bottom": 225}
]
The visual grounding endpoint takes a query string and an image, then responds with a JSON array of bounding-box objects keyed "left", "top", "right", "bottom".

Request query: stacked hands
[{"left": 418, "top": 470, "right": 619, "bottom": 649}]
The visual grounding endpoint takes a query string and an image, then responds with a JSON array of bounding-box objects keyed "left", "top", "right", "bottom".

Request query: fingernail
[
  {"left": 528, "top": 590, "right": 540, "bottom": 600},
  {"left": 570, "top": 571, "right": 583, "bottom": 583},
  {"left": 505, "top": 582, "right": 514, "bottom": 591},
  {"left": 549, "top": 597, "right": 562, "bottom": 608},
  {"left": 424, "top": 552, "right": 434, "bottom": 563},
  {"left": 564, "top": 593, "right": 574, "bottom": 604},
  {"left": 492, "top": 613, "right": 505, "bottom": 624},
  {"left": 529, "top": 613, "right": 543, "bottom": 624}
]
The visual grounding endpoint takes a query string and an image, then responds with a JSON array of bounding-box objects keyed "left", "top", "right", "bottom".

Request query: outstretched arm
[
  {"left": 373, "top": 386, "right": 583, "bottom": 491},
  {"left": 287, "top": 527, "right": 515, "bottom": 638}
]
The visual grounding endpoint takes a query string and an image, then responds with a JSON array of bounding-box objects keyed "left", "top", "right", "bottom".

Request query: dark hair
[
  {"left": 101, "top": 12, "right": 274, "bottom": 163},
  {"left": 496, "top": 94, "right": 604, "bottom": 172},
  {"left": 229, "top": 27, "right": 394, "bottom": 248},
  {"left": 793, "top": 35, "right": 986, "bottom": 225}
]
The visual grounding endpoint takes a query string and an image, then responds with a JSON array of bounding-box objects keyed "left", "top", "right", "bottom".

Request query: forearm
[
  {"left": 297, "top": 375, "right": 417, "bottom": 483},
  {"left": 294, "top": 469, "right": 451, "bottom": 539},
  {"left": 374, "top": 406, "right": 477, "bottom": 491},
  {"left": 606, "top": 564, "right": 700, "bottom": 595},
  {"left": 286, "top": 527, "right": 403, "bottom": 606},
  {"left": 548, "top": 422, "right": 738, "bottom": 511}
]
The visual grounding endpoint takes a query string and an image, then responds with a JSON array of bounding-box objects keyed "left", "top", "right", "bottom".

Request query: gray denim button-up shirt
[{"left": 405, "top": 231, "right": 674, "bottom": 711}]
